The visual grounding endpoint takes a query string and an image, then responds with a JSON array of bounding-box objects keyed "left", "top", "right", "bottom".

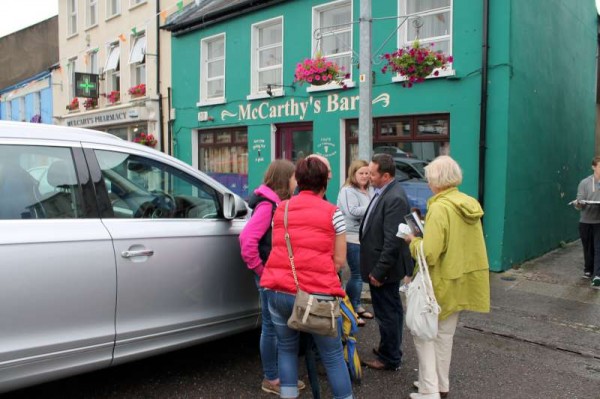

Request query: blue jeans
[
  {"left": 266, "top": 290, "right": 353, "bottom": 399},
  {"left": 255, "top": 276, "right": 278, "bottom": 381},
  {"left": 370, "top": 281, "right": 403, "bottom": 368},
  {"left": 346, "top": 243, "right": 363, "bottom": 311}
]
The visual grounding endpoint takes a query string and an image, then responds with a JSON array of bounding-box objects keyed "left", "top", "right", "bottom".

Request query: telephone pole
[{"left": 358, "top": 0, "right": 372, "bottom": 161}]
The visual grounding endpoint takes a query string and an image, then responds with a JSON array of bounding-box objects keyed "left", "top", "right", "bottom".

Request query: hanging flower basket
[
  {"left": 133, "top": 132, "right": 157, "bottom": 148},
  {"left": 66, "top": 98, "right": 79, "bottom": 111},
  {"left": 128, "top": 83, "right": 146, "bottom": 97},
  {"left": 381, "top": 41, "right": 453, "bottom": 88},
  {"left": 294, "top": 53, "right": 349, "bottom": 87},
  {"left": 83, "top": 97, "right": 98, "bottom": 110}
]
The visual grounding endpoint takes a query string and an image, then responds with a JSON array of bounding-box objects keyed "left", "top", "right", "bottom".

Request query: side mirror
[{"left": 223, "top": 192, "right": 248, "bottom": 219}]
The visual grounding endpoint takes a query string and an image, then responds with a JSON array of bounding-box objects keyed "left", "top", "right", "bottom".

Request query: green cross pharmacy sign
[{"left": 74, "top": 73, "right": 99, "bottom": 99}]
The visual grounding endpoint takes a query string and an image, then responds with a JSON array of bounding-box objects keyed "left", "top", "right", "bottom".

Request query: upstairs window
[
  {"left": 105, "top": 44, "right": 121, "bottom": 95},
  {"left": 67, "top": 58, "right": 77, "bottom": 100},
  {"left": 5, "top": 101, "right": 12, "bottom": 120},
  {"left": 106, "top": 0, "right": 121, "bottom": 18},
  {"left": 67, "top": 0, "right": 78, "bottom": 36},
  {"left": 88, "top": 50, "right": 98, "bottom": 74},
  {"left": 86, "top": 0, "right": 98, "bottom": 27},
  {"left": 200, "top": 34, "right": 225, "bottom": 104},
  {"left": 313, "top": 0, "right": 353, "bottom": 81},
  {"left": 129, "top": 33, "right": 146, "bottom": 87},
  {"left": 251, "top": 17, "right": 283, "bottom": 96},
  {"left": 399, "top": 0, "right": 452, "bottom": 56}
]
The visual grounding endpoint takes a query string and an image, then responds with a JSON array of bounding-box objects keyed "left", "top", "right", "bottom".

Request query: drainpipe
[
  {"left": 157, "top": 0, "right": 165, "bottom": 153},
  {"left": 478, "top": 0, "right": 490, "bottom": 208},
  {"left": 168, "top": 86, "right": 173, "bottom": 156}
]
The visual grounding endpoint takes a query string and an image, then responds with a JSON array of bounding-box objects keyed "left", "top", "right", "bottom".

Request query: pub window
[
  {"left": 198, "top": 128, "right": 249, "bottom": 199},
  {"left": 345, "top": 114, "right": 449, "bottom": 174}
]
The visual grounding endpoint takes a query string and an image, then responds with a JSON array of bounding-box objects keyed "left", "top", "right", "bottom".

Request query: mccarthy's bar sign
[{"left": 220, "top": 93, "right": 390, "bottom": 122}]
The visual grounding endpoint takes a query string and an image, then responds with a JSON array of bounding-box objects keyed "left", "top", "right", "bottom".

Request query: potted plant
[
  {"left": 83, "top": 98, "right": 98, "bottom": 110},
  {"left": 294, "top": 52, "right": 349, "bottom": 87},
  {"left": 380, "top": 41, "right": 453, "bottom": 88},
  {"left": 105, "top": 90, "right": 120, "bottom": 104},
  {"left": 128, "top": 83, "right": 146, "bottom": 97},
  {"left": 66, "top": 98, "right": 79, "bottom": 111},
  {"left": 133, "top": 132, "right": 157, "bottom": 148}
]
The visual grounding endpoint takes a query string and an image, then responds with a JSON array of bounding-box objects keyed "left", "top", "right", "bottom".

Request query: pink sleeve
[{"left": 239, "top": 201, "right": 274, "bottom": 276}]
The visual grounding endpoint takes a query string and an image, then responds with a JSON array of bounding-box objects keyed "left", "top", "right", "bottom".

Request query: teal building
[{"left": 165, "top": 0, "right": 598, "bottom": 271}]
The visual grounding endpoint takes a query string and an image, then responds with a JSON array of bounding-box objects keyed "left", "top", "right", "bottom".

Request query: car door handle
[{"left": 121, "top": 249, "right": 154, "bottom": 258}]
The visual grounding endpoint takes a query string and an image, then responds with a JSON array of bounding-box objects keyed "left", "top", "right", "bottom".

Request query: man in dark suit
[{"left": 359, "top": 153, "right": 413, "bottom": 370}]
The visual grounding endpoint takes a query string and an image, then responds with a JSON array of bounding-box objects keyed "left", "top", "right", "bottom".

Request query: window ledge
[
  {"left": 85, "top": 24, "right": 98, "bottom": 32},
  {"left": 66, "top": 32, "right": 79, "bottom": 40},
  {"left": 306, "top": 80, "right": 355, "bottom": 93},
  {"left": 197, "top": 98, "right": 227, "bottom": 107},
  {"left": 129, "top": 1, "right": 147, "bottom": 11},
  {"left": 105, "top": 14, "right": 121, "bottom": 22},
  {"left": 246, "top": 90, "right": 284, "bottom": 101},
  {"left": 391, "top": 67, "right": 456, "bottom": 83}
]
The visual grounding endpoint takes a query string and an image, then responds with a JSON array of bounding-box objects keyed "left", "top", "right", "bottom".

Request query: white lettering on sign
[{"left": 220, "top": 93, "right": 390, "bottom": 122}]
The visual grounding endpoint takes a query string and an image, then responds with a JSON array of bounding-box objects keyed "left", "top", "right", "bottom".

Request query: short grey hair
[{"left": 425, "top": 155, "right": 463, "bottom": 189}]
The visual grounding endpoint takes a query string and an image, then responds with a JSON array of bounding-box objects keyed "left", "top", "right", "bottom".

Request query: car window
[
  {"left": 0, "top": 144, "right": 84, "bottom": 219},
  {"left": 395, "top": 161, "right": 422, "bottom": 180},
  {"left": 94, "top": 150, "right": 222, "bottom": 219}
]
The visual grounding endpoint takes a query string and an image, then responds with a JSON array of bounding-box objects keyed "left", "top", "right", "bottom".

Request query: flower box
[
  {"left": 83, "top": 98, "right": 98, "bottom": 110},
  {"left": 66, "top": 98, "right": 79, "bottom": 111},
  {"left": 133, "top": 132, "right": 157, "bottom": 148},
  {"left": 128, "top": 83, "right": 146, "bottom": 97},
  {"left": 381, "top": 41, "right": 453, "bottom": 88},
  {"left": 106, "top": 90, "right": 120, "bottom": 104}
]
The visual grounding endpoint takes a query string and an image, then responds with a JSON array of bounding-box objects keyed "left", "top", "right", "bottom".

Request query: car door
[
  {"left": 0, "top": 141, "right": 116, "bottom": 392},
  {"left": 84, "top": 146, "right": 258, "bottom": 364}
]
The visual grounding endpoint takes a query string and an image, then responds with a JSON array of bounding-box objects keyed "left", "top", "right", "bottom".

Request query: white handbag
[{"left": 405, "top": 241, "right": 441, "bottom": 340}]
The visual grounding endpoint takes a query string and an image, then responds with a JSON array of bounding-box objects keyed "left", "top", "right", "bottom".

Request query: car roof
[
  {"left": 0, "top": 121, "right": 123, "bottom": 145},
  {"left": 394, "top": 157, "right": 428, "bottom": 164}
]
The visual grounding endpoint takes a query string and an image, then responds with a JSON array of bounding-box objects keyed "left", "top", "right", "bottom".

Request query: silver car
[{"left": 0, "top": 121, "right": 258, "bottom": 393}]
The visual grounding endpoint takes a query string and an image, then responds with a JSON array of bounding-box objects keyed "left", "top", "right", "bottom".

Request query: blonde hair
[
  {"left": 344, "top": 159, "right": 369, "bottom": 189},
  {"left": 425, "top": 155, "right": 463, "bottom": 189}
]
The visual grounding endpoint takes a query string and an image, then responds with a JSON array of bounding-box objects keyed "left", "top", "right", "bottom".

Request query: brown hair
[
  {"left": 263, "top": 159, "right": 295, "bottom": 200},
  {"left": 371, "top": 153, "right": 396, "bottom": 177},
  {"left": 592, "top": 157, "right": 600, "bottom": 166},
  {"left": 296, "top": 157, "right": 328, "bottom": 194},
  {"left": 344, "top": 159, "right": 369, "bottom": 189}
]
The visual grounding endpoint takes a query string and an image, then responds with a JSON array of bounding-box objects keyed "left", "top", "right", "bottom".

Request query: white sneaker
[
  {"left": 409, "top": 393, "right": 441, "bottom": 399},
  {"left": 413, "top": 381, "right": 420, "bottom": 389}
]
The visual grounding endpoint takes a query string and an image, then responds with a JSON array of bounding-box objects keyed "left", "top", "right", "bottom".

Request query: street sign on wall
[{"left": 74, "top": 73, "right": 99, "bottom": 98}]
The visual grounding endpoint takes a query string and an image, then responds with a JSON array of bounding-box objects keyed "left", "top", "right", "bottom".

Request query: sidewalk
[{"left": 356, "top": 240, "right": 600, "bottom": 398}]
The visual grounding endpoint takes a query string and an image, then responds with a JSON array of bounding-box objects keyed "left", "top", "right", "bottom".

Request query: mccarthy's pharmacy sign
[{"left": 220, "top": 93, "right": 390, "bottom": 122}]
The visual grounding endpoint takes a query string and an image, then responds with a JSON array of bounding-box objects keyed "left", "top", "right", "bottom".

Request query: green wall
[{"left": 497, "top": 0, "right": 597, "bottom": 269}]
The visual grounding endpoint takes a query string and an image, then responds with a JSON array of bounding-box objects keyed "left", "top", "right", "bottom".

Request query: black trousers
[
  {"left": 369, "top": 281, "right": 403, "bottom": 368},
  {"left": 579, "top": 222, "right": 600, "bottom": 277}
]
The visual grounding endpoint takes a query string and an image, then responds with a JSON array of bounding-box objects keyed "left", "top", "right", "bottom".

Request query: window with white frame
[
  {"left": 67, "top": 58, "right": 77, "bottom": 99},
  {"left": 105, "top": 44, "right": 120, "bottom": 95},
  {"left": 313, "top": 0, "right": 352, "bottom": 80},
  {"left": 129, "top": 33, "right": 146, "bottom": 87},
  {"left": 399, "top": 0, "right": 452, "bottom": 56},
  {"left": 200, "top": 34, "right": 225, "bottom": 103},
  {"left": 252, "top": 17, "right": 283, "bottom": 95},
  {"left": 88, "top": 50, "right": 98, "bottom": 74},
  {"left": 86, "top": 0, "right": 98, "bottom": 27},
  {"left": 106, "top": 0, "right": 121, "bottom": 18},
  {"left": 68, "top": 0, "right": 78, "bottom": 36}
]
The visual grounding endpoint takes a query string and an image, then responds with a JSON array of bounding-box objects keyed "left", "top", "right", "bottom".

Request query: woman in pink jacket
[{"left": 239, "top": 159, "right": 299, "bottom": 395}]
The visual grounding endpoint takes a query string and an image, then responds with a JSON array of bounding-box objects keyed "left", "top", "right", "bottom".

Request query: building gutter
[
  {"left": 157, "top": 0, "right": 165, "bottom": 153},
  {"left": 165, "top": 0, "right": 287, "bottom": 37},
  {"left": 478, "top": 0, "right": 490, "bottom": 208}
]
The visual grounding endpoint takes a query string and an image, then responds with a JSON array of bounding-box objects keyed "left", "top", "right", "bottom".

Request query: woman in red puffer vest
[{"left": 261, "top": 156, "right": 353, "bottom": 399}]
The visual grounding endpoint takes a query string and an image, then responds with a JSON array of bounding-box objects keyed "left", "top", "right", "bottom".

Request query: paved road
[{"left": 5, "top": 242, "right": 600, "bottom": 398}]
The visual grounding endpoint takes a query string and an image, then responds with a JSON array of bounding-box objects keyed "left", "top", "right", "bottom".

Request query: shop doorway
[{"left": 275, "top": 123, "right": 313, "bottom": 163}]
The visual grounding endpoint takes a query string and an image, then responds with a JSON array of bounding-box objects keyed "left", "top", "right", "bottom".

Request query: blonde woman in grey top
[
  {"left": 575, "top": 156, "right": 600, "bottom": 287},
  {"left": 337, "top": 160, "right": 374, "bottom": 324}
]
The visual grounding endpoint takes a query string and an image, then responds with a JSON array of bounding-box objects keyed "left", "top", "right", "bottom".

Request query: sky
[{"left": 0, "top": 0, "right": 58, "bottom": 38}]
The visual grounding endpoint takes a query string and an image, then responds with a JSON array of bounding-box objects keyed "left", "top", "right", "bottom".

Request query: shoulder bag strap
[{"left": 283, "top": 201, "right": 300, "bottom": 291}]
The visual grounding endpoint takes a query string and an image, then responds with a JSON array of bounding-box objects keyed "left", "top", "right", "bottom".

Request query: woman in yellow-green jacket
[{"left": 404, "top": 155, "right": 490, "bottom": 399}]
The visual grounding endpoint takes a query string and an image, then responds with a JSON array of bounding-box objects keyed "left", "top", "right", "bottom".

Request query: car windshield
[{"left": 395, "top": 160, "right": 428, "bottom": 180}]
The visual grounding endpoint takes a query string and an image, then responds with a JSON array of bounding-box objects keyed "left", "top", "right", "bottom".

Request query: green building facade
[{"left": 166, "top": 0, "right": 597, "bottom": 271}]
